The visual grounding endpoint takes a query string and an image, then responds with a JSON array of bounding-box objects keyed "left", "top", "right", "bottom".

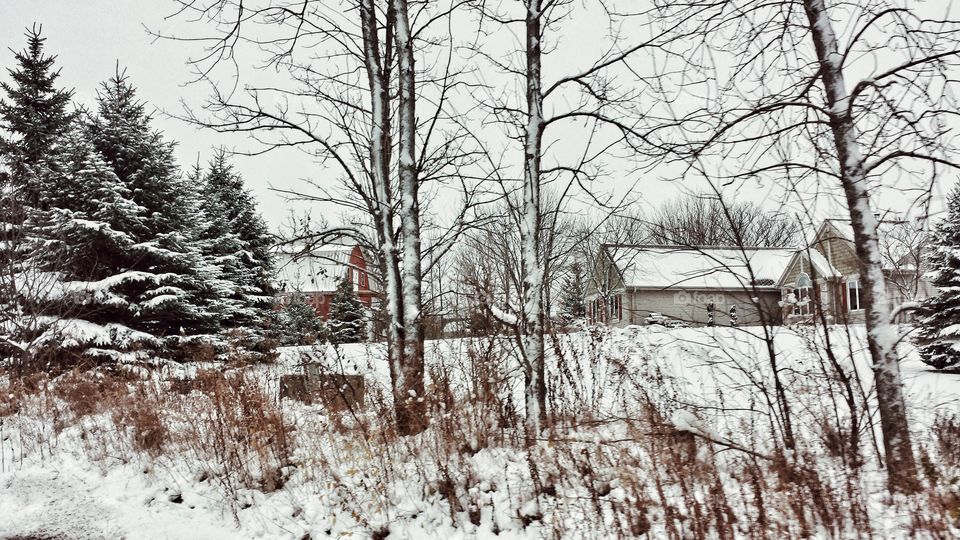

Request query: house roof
[
  {"left": 796, "top": 248, "right": 841, "bottom": 279},
  {"left": 816, "top": 218, "right": 928, "bottom": 271},
  {"left": 606, "top": 245, "right": 795, "bottom": 291},
  {"left": 820, "top": 218, "right": 855, "bottom": 243},
  {"left": 275, "top": 244, "right": 357, "bottom": 293}
]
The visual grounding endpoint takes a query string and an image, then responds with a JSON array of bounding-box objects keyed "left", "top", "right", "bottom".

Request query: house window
[
  {"left": 794, "top": 272, "right": 813, "bottom": 316},
  {"left": 588, "top": 298, "right": 601, "bottom": 323},
  {"left": 607, "top": 295, "right": 622, "bottom": 320},
  {"left": 847, "top": 279, "right": 862, "bottom": 311}
]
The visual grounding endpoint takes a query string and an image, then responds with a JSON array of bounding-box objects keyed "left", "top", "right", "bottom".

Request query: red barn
[{"left": 276, "top": 244, "right": 378, "bottom": 318}]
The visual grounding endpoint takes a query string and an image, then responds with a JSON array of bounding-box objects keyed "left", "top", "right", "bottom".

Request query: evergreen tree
[
  {"left": 86, "top": 73, "right": 218, "bottom": 348},
  {"left": 183, "top": 160, "right": 242, "bottom": 326},
  {"left": 31, "top": 124, "right": 160, "bottom": 360},
  {"left": 0, "top": 26, "right": 78, "bottom": 365},
  {"left": 916, "top": 185, "right": 960, "bottom": 370},
  {"left": 0, "top": 26, "right": 76, "bottom": 204},
  {"left": 196, "top": 151, "right": 275, "bottom": 327},
  {"left": 327, "top": 278, "right": 366, "bottom": 344},
  {"left": 193, "top": 151, "right": 276, "bottom": 358},
  {"left": 559, "top": 262, "right": 587, "bottom": 323},
  {"left": 0, "top": 26, "right": 76, "bottom": 273},
  {"left": 37, "top": 125, "right": 144, "bottom": 279},
  {"left": 272, "top": 294, "right": 322, "bottom": 346}
]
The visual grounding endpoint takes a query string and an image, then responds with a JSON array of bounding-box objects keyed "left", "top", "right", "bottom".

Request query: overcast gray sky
[
  {"left": 1, "top": 0, "right": 310, "bottom": 229},
  {"left": 2, "top": 1, "right": 957, "bottom": 233}
]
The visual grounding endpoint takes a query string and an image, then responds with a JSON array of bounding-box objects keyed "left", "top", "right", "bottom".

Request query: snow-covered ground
[{"left": 1, "top": 326, "right": 958, "bottom": 539}]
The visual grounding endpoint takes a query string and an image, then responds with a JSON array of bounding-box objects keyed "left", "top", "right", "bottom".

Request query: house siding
[
  {"left": 589, "top": 220, "right": 934, "bottom": 329},
  {"left": 604, "top": 288, "right": 781, "bottom": 327},
  {"left": 816, "top": 232, "right": 860, "bottom": 277},
  {"left": 779, "top": 221, "right": 934, "bottom": 324}
]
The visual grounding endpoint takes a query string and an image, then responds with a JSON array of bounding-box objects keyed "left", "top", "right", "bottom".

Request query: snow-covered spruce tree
[
  {"left": 271, "top": 294, "right": 322, "bottom": 346},
  {"left": 86, "top": 73, "right": 219, "bottom": 356},
  {"left": 0, "top": 26, "right": 75, "bottom": 203},
  {"left": 0, "top": 26, "right": 77, "bottom": 368},
  {"left": 326, "top": 278, "right": 367, "bottom": 345},
  {"left": 30, "top": 124, "right": 161, "bottom": 362},
  {"left": 181, "top": 161, "right": 237, "bottom": 323},
  {"left": 195, "top": 151, "right": 276, "bottom": 357},
  {"left": 916, "top": 185, "right": 960, "bottom": 370}
]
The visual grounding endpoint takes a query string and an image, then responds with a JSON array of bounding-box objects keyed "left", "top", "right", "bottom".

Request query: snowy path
[
  {"left": 0, "top": 457, "right": 243, "bottom": 540},
  {"left": 0, "top": 467, "right": 122, "bottom": 539}
]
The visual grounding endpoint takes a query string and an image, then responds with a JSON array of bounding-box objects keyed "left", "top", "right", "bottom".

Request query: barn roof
[
  {"left": 606, "top": 245, "right": 795, "bottom": 291},
  {"left": 275, "top": 244, "right": 357, "bottom": 293}
]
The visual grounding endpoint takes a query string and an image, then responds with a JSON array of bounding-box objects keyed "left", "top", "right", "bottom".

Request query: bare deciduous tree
[
  {"left": 467, "top": 0, "right": 674, "bottom": 440},
  {"left": 166, "top": 0, "right": 488, "bottom": 436},
  {"left": 647, "top": 194, "right": 800, "bottom": 248},
  {"left": 652, "top": 0, "right": 960, "bottom": 492}
]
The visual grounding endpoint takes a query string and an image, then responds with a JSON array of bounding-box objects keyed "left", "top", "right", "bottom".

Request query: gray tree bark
[
  {"left": 360, "top": 0, "right": 426, "bottom": 436},
  {"left": 521, "top": 0, "right": 547, "bottom": 440},
  {"left": 802, "top": 0, "right": 919, "bottom": 493}
]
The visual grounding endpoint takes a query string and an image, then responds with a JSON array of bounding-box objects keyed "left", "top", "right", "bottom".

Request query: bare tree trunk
[
  {"left": 803, "top": 0, "right": 918, "bottom": 493},
  {"left": 521, "top": 0, "right": 547, "bottom": 441},
  {"left": 391, "top": 0, "right": 427, "bottom": 436},
  {"left": 360, "top": 0, "right": 399, "bottom": 401},
  {"left": 361, "top": 0, "right": 425, "bottom": 436}
]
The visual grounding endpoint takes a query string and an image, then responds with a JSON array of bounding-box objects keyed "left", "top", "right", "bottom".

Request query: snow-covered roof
[
  {"left": 795, "top": 248, "right": 840, "bottom": 278},
  {"left": 821, "top": 218, "right": 855, "bottom": 243},
  {"left": 819, "top": 218, "right": 928, "bottom": 271},
  {"left": 607, "top": 245, "right": 795, "bottom": 290},
  {"left": 275, "top": 244, "right": 356, "bottom": 293}
]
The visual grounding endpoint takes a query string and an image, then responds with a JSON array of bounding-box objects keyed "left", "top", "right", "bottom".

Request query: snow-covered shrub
[{"left": 916, "top": 184, "right": 960, "bottom": 370}]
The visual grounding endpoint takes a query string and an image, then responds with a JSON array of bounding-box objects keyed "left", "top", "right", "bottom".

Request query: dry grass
[{"left": 1, "top": 333, "right": 958, "bottom": 538}]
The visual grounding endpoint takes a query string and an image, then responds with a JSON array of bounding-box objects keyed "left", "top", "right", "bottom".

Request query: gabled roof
[
  {"left": 791, "top": 247, "right": 841, "bottom": 280},
  {"left": 275, "top": 244, "right": 357, "bottom": 293},
  {"left": 820, "top": 218, "right": 855, "bottom": 244},
  {"left": 815, "top": 218, "right": 929, "bottom": 271},
  {"left": 605, "top": 245, "right": 795, "bottom": 290}
]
